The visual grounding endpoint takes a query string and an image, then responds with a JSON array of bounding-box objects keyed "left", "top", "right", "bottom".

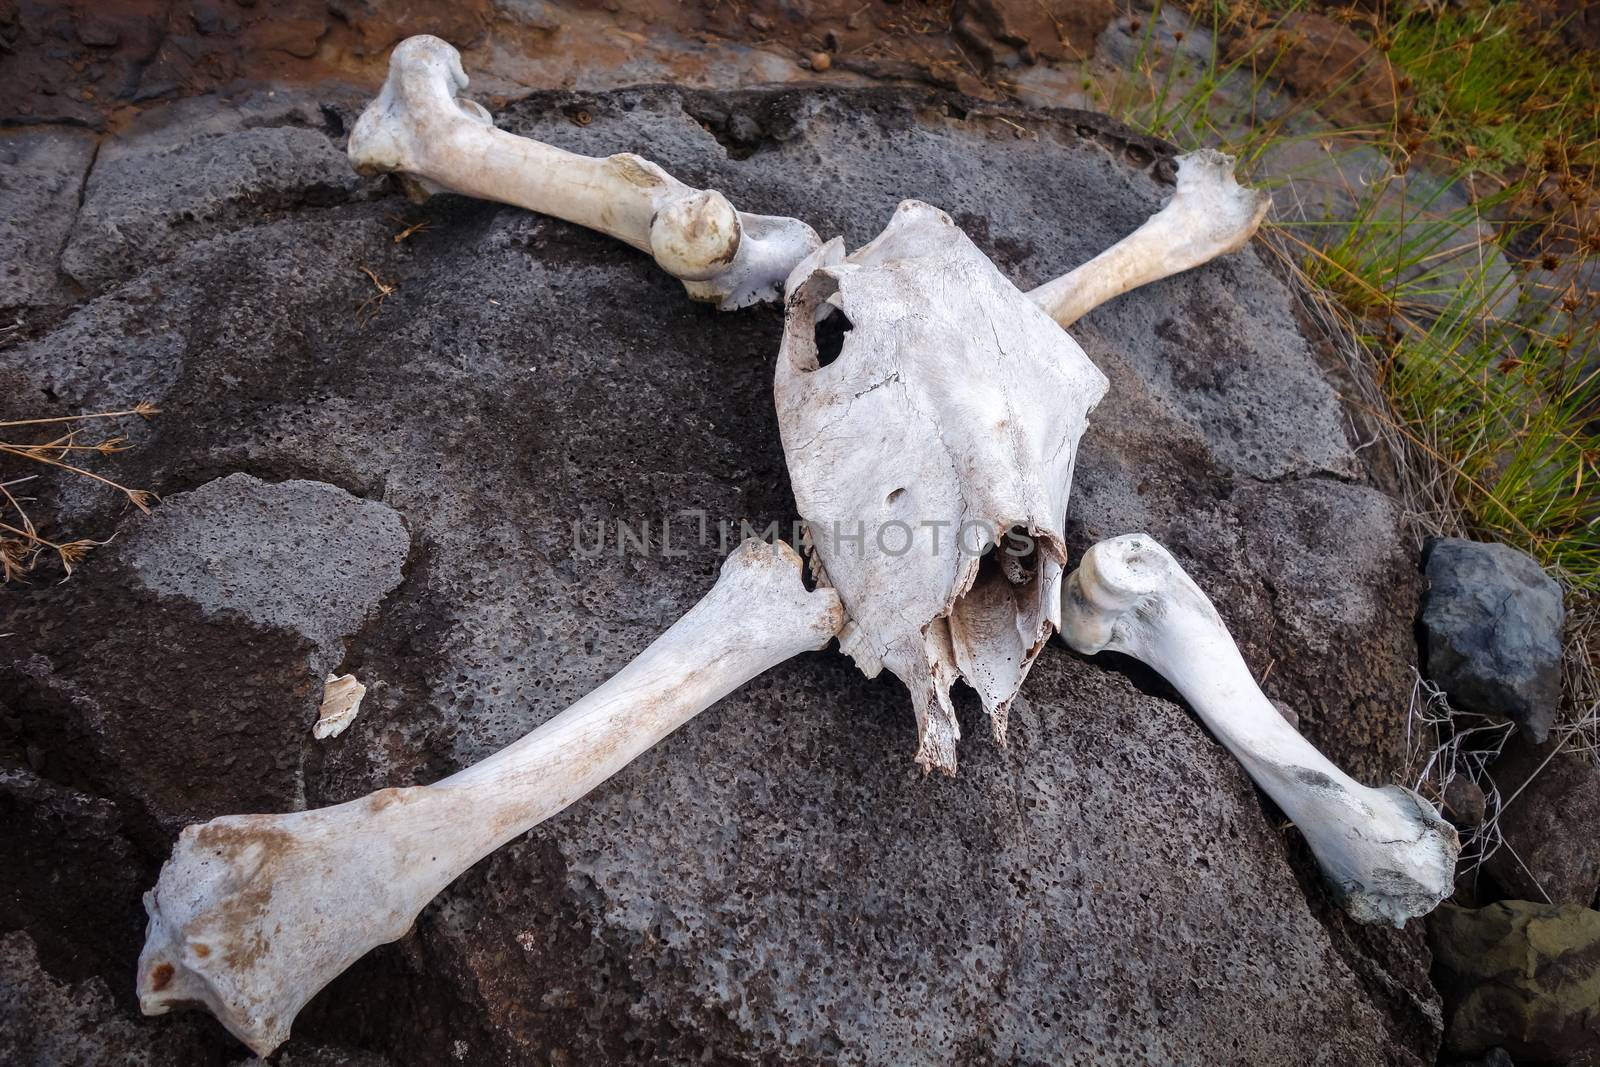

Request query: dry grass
[{"left": 0, "top": 404, "right": 160, "bottom": 582}]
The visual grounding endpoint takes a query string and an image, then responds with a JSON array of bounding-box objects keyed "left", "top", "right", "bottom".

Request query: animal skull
[
  {"left": 137, "top": 540, "right": 842, "bottom": 1056},
  {"left": 1061, "top": 534, "right": 1460, "bottom": 926},
  {"left": 776, "top": 203, "right": 1108, "bottom": 773}
]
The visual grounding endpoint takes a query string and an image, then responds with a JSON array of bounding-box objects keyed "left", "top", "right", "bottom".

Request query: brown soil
[{"left": 0, "top": 0, "right": 1113, "bottom": 131}]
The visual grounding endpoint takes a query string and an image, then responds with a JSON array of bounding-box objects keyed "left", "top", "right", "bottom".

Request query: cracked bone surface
[
  {"left": 776, "top": 201, "right": 1109, "bottom": 774},
  {"left": 136, "top": 539, "right": 842, "bottom": 1056},
  {"left": 1061, "top": 534, "right": 1459, "bottom": 927},
  {"left": 347, "top": 35, "right": 820, "bottom": 309},
  {"left": 1028, "top": 149, "right": 1270, "bottom": 327}
]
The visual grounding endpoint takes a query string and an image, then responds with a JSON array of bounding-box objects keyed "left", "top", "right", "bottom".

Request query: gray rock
[
  {"left": 61, "top": 92, "right": 368, "bottom": 291},
  {"left": 0, "top": 931, "right": 166, "bottom": 1067},
  {"left": 1422, "top": 537, "right": 1565, "bottom": 740},
  {"left": 1483, "top": 735, "right": 1600, "bottom": 906},
  {"left": 124, "top": 472, "right": 411, "bottom": 659},
  {"left": 1366, "top": 173, "right": 1522, "bottom": 323},
  {"left": 0, "top": 127, "right": 98, "bottom": 310},
  {"left": 1518, "top": 257, "right": 1600, "bottom": 347},
  {"left": 0, "top": 88, "right": 1438, "bottom": 1064},
  {"left": 1428, "top": 900, "right": 1600, "bottom": 1061},
  {"left": 1259, "top": 133, "right": 1393, "bottom": 232}
]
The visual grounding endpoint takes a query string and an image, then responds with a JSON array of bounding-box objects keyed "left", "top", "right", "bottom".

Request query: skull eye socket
[{"left": 813, "top": 306, "right": 853, "bottom": 368}]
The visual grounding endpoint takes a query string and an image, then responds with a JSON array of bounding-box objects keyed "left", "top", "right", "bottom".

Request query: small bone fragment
[
  {"left": 312, "top": 674, "right": 366, "bottom": 740},
  {"left": 1061, "top": 534, "right": 1459, "bottom": 926},
  {"left": 137, "top": 539, "right": 843, "bottom": 1055},
  {"left": 776, "top": 201, "right": 1108, "bottom": 774},
  {"left": 1029, "top": 149, "right": 1270, "bottom": 327},
  {"left": 348, "top": 35, "right": 821, "bottom": 309}
]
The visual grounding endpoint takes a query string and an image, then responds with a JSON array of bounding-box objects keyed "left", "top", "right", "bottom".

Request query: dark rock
[
  {"left": 1, "top": 475, "right": 408, "bottom": 835},
  {"left": 726, "top": 111, "right": 762, "bottom": 144},
  {"left": 958, "top": 0, "right": 1113, "bottom": 66},
  {"left": 1421, "top": 537, "right": 1565, "bottom": 741},
  {"left": 1222, "top": 12, "right": 1405, "bottom": 128},
  {"left": 189, "top": 3, "right": 240, "bottom": 37},
  {"left": 1443, "top": 776, "right": 1487, "bottom": 829},
  {"left": 0, "top": 930, "right": 214, "bottom": 1064},
  {"left": 1, "top": 88, "right": 1438, "bottom": 1063},
  {"left": 1483, "top": 735, "right": 1600, "bottom": 906},
  {"left": 1271, "top": 697, "right": 1301, "bottom": 730},
  {"left": 1446, "top": 1049, "right": 1514, "bottom": 1067},
  {"left": 251, "top": 17, "right": 328, "bottom": 58},
  {"left": 1428, "top": 900, "right": 1600, "bottom": 1061},
  {"left": 72, "top": 11, "right": 121, "bottom": 48},
  {"left": 0, "top": 767, "right": 146, "bottom": 982},
  {"left": 0, "top": 126, "right": 98, "bottom": 311},
  {"left": 61, "top": 91, "right": 369, "bottom": 291}
]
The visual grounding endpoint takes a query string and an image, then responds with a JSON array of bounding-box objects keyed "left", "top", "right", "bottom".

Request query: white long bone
[
  {"left": 1028, "top": 149, "right": 1270, "bottom": 327},
  {"left": 136, "top": 540, "right": 843, "bottom": 1056},
  {"left": 347, "top": 35, "right": 821, "bottom": 309},
  {"left": 1060, "top": 534, "right": 1459, "bottom": 927}
]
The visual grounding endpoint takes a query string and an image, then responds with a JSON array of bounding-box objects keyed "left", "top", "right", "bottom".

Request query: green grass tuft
[{"left": 1100, "top": 0, "right": 1599, "bottom": 744}]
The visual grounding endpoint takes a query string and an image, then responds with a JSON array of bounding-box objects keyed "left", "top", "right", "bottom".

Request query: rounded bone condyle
[
  {"left": 345, "top": 33, "right": 818, "bottom": 309},
  {"left": 1062, "top": 535, "right": 1460, "bottom": 927}
]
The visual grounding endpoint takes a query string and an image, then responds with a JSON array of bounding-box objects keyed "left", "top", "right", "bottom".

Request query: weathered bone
[
  {"left": 776, "top": 202, "right": 1109, "bottom": 774},
  {"left": 136, "top": 539, "right": 842, "bottom": 1055},
  {"left": 1029, "top": 149, "right": 1270, "bottom": 327},
  {"left": 1061, "top": 534, "right": 1459, "bottom": 926},
  {"left": 347, "top": 35, "right": 821, "bottom": 309}
]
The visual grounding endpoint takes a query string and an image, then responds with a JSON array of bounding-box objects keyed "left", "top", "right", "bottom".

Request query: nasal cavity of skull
[
  {"left": 999, "top": 526, "right": 1039, "bottom": 586},
  {"left": 965, "top": 525, "right": 1040, "bottom": 604}
]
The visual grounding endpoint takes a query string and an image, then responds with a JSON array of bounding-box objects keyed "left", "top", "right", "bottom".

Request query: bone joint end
[
  {"left": 347, "top": 35, "right": 820, "bottom": 308},
  {"left": 1062, "top": 534, "right": 1458, "bottom": 927},
  {"left": 136, "top": 539, "right": 841, "bottom": 1055}
]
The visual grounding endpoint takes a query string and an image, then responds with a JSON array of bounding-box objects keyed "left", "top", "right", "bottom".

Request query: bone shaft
[
  {"left": 421, "top": 123, "right": 666, "bottom": 252},
  {"left": 1028, "top": 216, "right": 1198, "bottom": 328},
  {"left": 436, "top": 585, "right": 813, "bottom": 861},
  {"left": 1144, "top": 617, "right": 1363, "bottom": 818},
  {"left": 1027, "top": 150, "right": 1267, "bottom": 327}
]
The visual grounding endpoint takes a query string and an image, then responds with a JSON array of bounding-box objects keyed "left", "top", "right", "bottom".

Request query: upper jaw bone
[
  {"left": 776, "top": 201, "right": 1109, "bottom": 774},
  {"left": 136, "top": 539, "right": 843, "bottom": 1056},
  {"left": 347, "top": 35, "right": 821, "bottom": 309},
  {"left": 1060, "top": 534, "right": 1459, "bottom": 927},
  {"left": 1028, "top": 149, "right": 1270, "bottom": 327}
]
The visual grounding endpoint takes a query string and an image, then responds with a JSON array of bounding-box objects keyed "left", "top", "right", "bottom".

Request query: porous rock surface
[{"left": 1, "top": 85, "right": 1438, "bottom": 1064}]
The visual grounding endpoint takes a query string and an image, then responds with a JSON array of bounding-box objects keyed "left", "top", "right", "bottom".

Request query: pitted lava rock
[{"left": 1, "top": 82, "right": 1441, "bottom": 1064}]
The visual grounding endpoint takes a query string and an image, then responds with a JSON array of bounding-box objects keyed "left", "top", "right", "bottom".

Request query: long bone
[
  {"left": 1060, "top": 533, "right": 1459, "bottom": 926},
  {"left": 347, "top": 35, "right": 821, "bottom": 309},
  {"left": 136, "top": 540, "right": 843, "bottom": 1056},
  {"left": 1028, "top": 149, "right": 1270, "bottom": 328}
]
